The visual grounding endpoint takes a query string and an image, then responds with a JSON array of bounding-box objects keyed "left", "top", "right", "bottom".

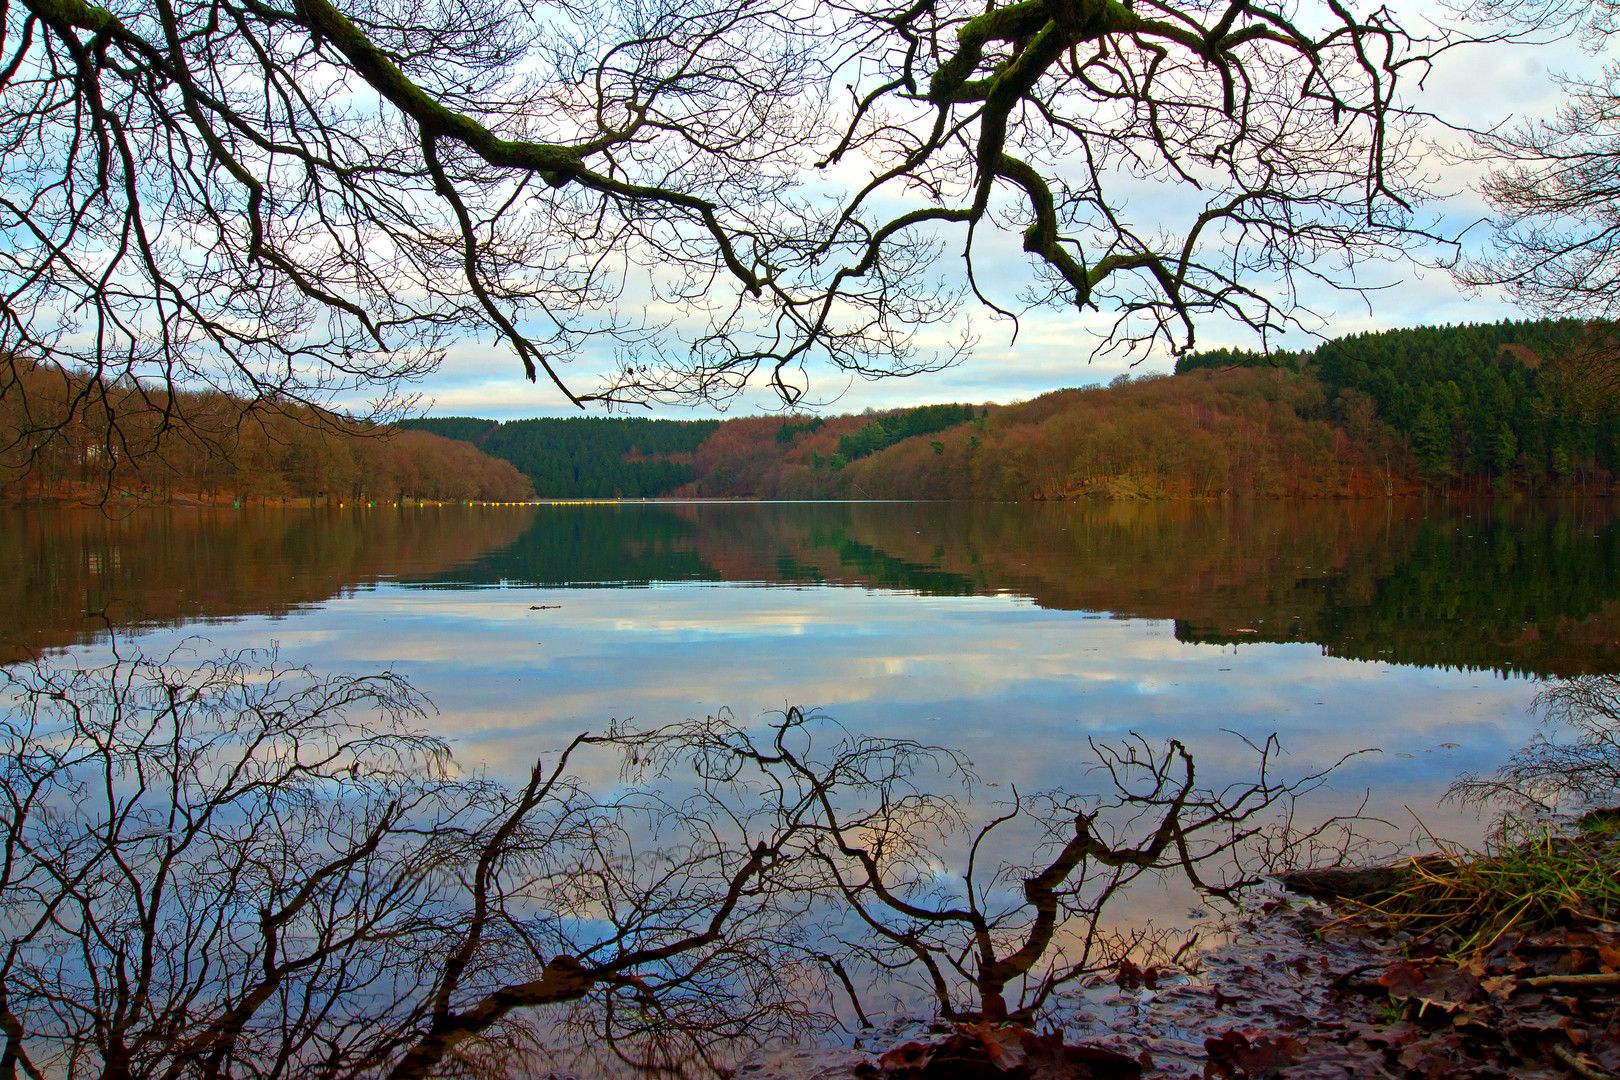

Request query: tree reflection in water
[
  {"left": 680, "top": 710, "right": 1364, "bottom": 1025},
  {"left": 1449, "top": 675, "right": 1620, "bottom": 826},
  {"left": 0, "top": 649, "right": 1362, "bottom": 1080},
  {"left": 0, "top": 646, "right": 826, "bottom": 1080}
]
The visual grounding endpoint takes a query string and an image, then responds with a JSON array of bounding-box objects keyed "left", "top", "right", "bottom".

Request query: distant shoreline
[{"left": 6, "top": 489, "right": 1620, "bottom": 511}]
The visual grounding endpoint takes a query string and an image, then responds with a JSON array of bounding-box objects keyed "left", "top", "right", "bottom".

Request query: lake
[
  {"left": 5, "top": 499, "right": 1615, "bottom": 795},
  {"left": 2, "top": 497, "right": 1617, "bottom": 1069}
]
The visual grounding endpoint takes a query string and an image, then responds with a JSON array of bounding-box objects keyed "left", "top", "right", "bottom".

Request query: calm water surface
[
  {"left": 4, "top": 498, "right": 1618, "bottom": 1073},
  {"left": 4, "top": 497, "right": 1617, "bottom": 834}
]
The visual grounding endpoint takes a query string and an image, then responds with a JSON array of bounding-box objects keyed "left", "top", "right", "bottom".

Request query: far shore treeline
[
  {"left": 0, "top": 360, "right": 534, "bottom": 505},
  {"left": 412, "top": 318, "right": 1620, "bottom": 501},
  {"left": 396, "top": 415, "right": 721, "bottom": 499},
  {"left": 5, "top": 318, "right": 1619, "bottom": 504}
]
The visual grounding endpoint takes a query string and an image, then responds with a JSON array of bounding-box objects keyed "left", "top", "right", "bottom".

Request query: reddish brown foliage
[
  {"left": 0, "top": 359, "right": 533, "bottom": 505},
  {"left": 688, "top": 370, "right": 1418, "bottom": 500}
]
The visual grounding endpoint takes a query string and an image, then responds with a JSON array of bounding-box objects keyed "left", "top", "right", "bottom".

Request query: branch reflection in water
[
  {"left": 0, "top": 647, "right": 1366, "bottom": 1079},
  {"left": 1449, "top": 675, "right": 1620, "bottom": 825}
]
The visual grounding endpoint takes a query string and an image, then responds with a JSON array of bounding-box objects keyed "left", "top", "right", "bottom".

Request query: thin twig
[
  {"left": 1552, "top": 1042, "right": 1614, "bottom": 1080},
  {"left": 1524, "top": 972, "right": 1620, "bottom": 988}
]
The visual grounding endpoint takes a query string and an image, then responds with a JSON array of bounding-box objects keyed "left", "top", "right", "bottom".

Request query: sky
[{"left": 409, "top": 7, "right": 1610, "bottom": 423}]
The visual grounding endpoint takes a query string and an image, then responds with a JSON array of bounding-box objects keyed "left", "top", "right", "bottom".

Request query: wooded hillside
[
  {"left": 1, "top": 360, "right": 533, "bottom": 505},
  {"left": 402, "top": 416, "right": 718, "bottom": 498},
  {"left": 30, "top": 316, "right": 1605, "bottom": 505},
  {"left": 1178, "top": 318, "right": 1617, "bottom": 493},
  {"left": 686, "top": 371, "right": 1406, "bottom": 499},
  {"left": 685, "top": 318, "right": 1620, "bottom": 499}
]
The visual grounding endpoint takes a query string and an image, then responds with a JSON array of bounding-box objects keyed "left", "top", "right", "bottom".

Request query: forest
[
  {"left": 372, "top": 319, "right": 1620, "bottom": 502},
  {"left": 682, "top": 318, "right": 1620, "bottom": 500},
  {"left": 402, "top": 416, "right": 719, "bottom": 498},
  {"left": 1177, "top": 318, "right": 1617, "bottom": 492},
  {"left": 10, "top": 318, "right": 1618, "bottom": 505},
  {"left": 685, "top": 373, "right": 1393, "bottom": 500},
  {"left": 0, "top": 359, "right": 533, "bottom": 505}
]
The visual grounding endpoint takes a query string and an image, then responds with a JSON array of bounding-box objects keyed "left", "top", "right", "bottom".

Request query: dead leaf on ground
[
  {"left": 1203, "top": 1028, "right": 1309, "bottom": 1079},
  {"left": 877, "top": 1024, "right": 1140, "bottom": 1080}
]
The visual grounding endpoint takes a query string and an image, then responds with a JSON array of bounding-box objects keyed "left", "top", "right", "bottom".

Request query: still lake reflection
[
  {"left": 4, "top": 498, "right": 1617, "bottom": 827},
  {"left": 3, "top": 498, "right": 1618, "bottom": 1074}
]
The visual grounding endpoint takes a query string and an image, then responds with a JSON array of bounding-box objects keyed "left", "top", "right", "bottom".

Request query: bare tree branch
[{"left": 2, "top": 0, "right": 1462, "bottom": 468}]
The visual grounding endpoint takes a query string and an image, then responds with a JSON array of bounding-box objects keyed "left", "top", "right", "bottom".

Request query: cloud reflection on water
[
  {"left": 87, "top": 579, "right": 1536, "bottom": 848},
  {"left": 8, "top": 498, "right": 1602, "bottom": 853}
]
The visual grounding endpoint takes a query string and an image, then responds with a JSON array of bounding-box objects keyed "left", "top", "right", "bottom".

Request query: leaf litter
[{"left": 729, "top": 895, "right": 1618, "bottom": 1080}]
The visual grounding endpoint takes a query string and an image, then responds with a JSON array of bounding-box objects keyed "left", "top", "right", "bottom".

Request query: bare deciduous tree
[
  {"left": 2, "top": 0, "right": 1464, "bottom": 466},
  {"left": 1456, "top": 1, "right": 1620, "bottom": 328}
]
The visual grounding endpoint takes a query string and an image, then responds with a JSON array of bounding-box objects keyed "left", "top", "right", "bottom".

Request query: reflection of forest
[
  {"left": 0, "top": 506, "right": 536, "bottom": 661},
  {"left": 432, "top": 500, "right": 1620, "bottom": 678},
  {"left": 4, "top": 500, "right": 1617, "bottom": 677},
  {"left": 815, "top": 500, "right": 1618, "bottom": 678}
]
